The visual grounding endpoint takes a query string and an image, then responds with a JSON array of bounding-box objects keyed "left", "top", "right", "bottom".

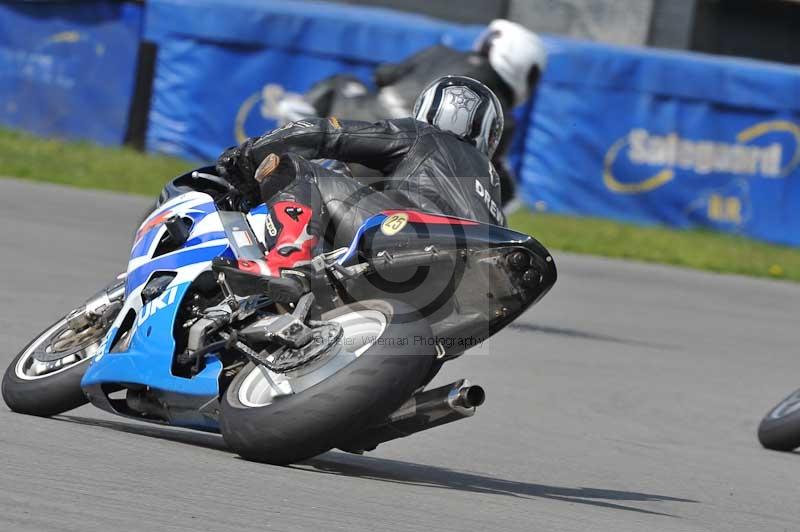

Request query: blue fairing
[
  {"left": 130, "top": 200, "right": 216, "bottom": 261},
  {"left": 126, "top": 244, "right": 231, "bottom": 294},
  {"left": 81, "top": 282, "right": 222, "bottom": 396},
  {"left": 339, "top": 213, "right": 387, "bottom": 265},
  {"left": 80, "top": 186, "right": 378, "bottom": 428}
]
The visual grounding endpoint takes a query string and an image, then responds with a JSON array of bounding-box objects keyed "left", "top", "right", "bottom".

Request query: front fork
[{"left": 65, "top": 275, "right": 127, "bottom": 332}]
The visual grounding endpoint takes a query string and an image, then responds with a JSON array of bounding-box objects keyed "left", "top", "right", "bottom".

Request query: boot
[
  {"left": 258, "top": 153, "right": 323, "bottom": 276},
  {"left": 211, "top": 153, "right": 323, "bottom": 304}
]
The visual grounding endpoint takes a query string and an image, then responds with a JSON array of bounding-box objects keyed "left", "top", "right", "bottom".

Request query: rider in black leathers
[
  {"left": 284, "top": 19, "right": 547, "bottom": 206},
  {"left": 217, "top": 76, "right": 505, "bottom": 278}
]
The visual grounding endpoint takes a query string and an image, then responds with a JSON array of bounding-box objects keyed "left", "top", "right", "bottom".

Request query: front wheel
[
  {"left": 758, "top": 388, "right": 800, "bottom": 451},
  {"left": 2, "top": 314, "right": 108, "bottom": 417},
  {"left": 220, "top": 299, "right": 436, "bottom": 465}
]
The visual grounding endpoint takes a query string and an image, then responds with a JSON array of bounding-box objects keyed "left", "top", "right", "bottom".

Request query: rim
[
  {"left": 237, "top": 309, "right": 388, "bottom": 408},
  {"left": 14, "top": 318, "right": 105, "bottom": 381},
  {"left": 769, "top": 389, "right": 800, "bottom": 420}
]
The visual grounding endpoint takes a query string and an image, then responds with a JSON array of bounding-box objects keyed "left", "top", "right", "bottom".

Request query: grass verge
[
  {"left": 0, "top": 128, "right": 194, "bottom": 196},
  {"left": 2, "top": 127, "right": 798, "bottom": 282},
  {"left": 509, "top": 210, "right": 799, "bottom": 282}
]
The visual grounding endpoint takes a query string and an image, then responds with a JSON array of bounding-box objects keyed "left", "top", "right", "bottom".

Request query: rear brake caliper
[{"left": 238, "top": 292, "right": 343, "bottom": 373}]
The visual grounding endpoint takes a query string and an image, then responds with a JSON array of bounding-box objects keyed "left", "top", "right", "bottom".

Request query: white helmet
[{"left": 474, "top": 19, "right": 547, "bottom": 107}]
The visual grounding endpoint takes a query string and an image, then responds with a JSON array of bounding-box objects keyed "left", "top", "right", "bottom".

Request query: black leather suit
[
  {"left": 305, "top": 45, "right": 529, "bottom": 205},
  {"left": 221, "top": 116, "right": 505, "bottom": 248}
]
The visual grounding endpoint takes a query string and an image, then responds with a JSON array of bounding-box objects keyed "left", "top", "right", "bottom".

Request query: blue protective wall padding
[
  {"left": 143, "top": 0, "right": 484, "bottom": 161},
  {"left": 523, "top": 37, "right": 800, "bottom": 246},
  {"left": 0, "top": 1, "right": 143, "bottom": 144},
  {"left": 10, "top": 0, "right": 794, "bottom": 246}
]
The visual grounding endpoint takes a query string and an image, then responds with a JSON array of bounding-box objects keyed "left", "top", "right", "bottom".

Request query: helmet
[
  {"left": 413, "top": 76, "right": 504, "bottom": 158},
  {"left": 474, "top": 19, "right": 547, "bottom": 107}
]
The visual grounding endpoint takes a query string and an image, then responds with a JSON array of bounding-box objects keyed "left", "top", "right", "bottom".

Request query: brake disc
[{"left": 32, "top": 323, "right": 104, "bottom": 363}]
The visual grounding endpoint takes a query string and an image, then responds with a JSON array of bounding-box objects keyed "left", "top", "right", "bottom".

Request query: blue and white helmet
[{"left": 413, "top": 76, "right": 505, "bottom": 158}]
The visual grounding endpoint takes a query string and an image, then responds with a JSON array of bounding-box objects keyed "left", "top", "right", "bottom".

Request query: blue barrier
[
  {"left": 144, "top": 0, "right": 483, "bottom": 160},
  {"left": 2, "top": 0, "right": 799, "bottom": 245},
  {"left": 0, "top": 1, "right": 143, "bottom": 145},
  {"left": 522, "top": 38, "right": 800, "bottom": 246}
]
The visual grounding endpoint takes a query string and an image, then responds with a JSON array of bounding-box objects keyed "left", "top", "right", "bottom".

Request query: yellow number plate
[{"left": 381, "top": 213, "right": 409, "bottom": 236}]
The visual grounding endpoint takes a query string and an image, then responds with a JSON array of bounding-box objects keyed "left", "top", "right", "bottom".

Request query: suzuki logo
[{"left": 137, "top": 286, "right": 179, "bottom": 326}]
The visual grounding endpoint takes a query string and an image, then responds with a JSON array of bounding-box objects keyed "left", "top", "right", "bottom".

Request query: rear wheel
[
  {"left": 220, "top": 299, "right": 436, "bottom": 465},
  {"left": 758, "top": 388, "right": 800, "bottom": 451}
]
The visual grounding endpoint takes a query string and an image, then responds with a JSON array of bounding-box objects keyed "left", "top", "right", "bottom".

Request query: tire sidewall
[
  {"left": 758, "top": 389, "right": 800, "bottom": 451},
  {"left": 2, "top": 320, "right": 92, "bottom": 417},
  {"left": 220, "top": 299, "right": 436, "bottom": 464}
]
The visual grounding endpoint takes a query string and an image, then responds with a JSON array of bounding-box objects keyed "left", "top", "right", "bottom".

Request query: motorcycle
[
  {"left": 758, "top": 389, "right": 800, "bottom": 451},
  {"left": 2, "top": 162, "right": 556, "bottom": 464}
]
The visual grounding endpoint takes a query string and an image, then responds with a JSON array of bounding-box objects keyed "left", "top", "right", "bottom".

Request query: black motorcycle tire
[
  {"left": 2, "top": 317, "right": 92, "bottom": 417},
  {"left": 220, "top": 299, "right": 436, "bottom": 465},
  {"left": 758, "top": 388, "right": 800, "bottom": 451}
]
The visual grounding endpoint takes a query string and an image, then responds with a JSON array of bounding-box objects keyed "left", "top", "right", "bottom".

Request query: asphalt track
[{"left": 1, "top": 178, "right": 799, "bottom": 532}]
